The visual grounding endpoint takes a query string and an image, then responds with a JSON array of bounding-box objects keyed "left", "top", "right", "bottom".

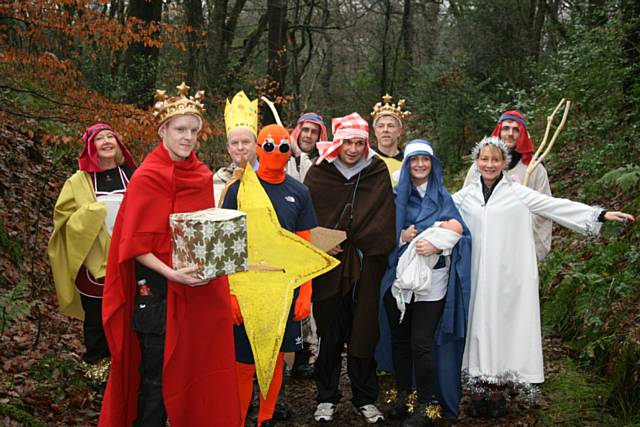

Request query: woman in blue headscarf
[{"left": 376, "top": 140, "right": 472, "bottom": 426}]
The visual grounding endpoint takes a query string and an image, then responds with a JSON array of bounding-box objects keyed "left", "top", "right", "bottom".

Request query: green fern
[
  {"left": 0, "top": 278, "right": 40, "bottom": 334},
  {"left": 596, "top": 164, "right": 640, "bottom": 192}
]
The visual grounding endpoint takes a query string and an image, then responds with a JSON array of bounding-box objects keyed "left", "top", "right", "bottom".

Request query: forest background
[{"left": 0, "top": 0, "right": 639, "bottom": 425}]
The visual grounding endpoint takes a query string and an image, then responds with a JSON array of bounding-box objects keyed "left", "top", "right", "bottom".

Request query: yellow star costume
[
  {"left": 228, "top": 166, "right": 339, "bottom": 394},
  {"left": 48, "top": 171, "right": 110, "bottom": 320}
]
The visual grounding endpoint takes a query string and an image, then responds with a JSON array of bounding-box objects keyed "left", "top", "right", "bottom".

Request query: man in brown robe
[{"left": 304, "top": 112, "right": 396, "bottom": 424}]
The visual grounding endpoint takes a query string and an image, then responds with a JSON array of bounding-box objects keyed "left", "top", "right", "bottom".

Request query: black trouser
[
  {"left": 314, "top": 292, "right": 378, "bottom": 407},
  {"left": 80, "top": 294, "right": 110, "bottom": 364},
  {"left": 134, "top": 331, "right": 166, "bottom": 427},
  {"left": 132, "top": 262, "right": 168, "bottom": 427},
  {"left": 383, "top": 288, "right": 445, "bottom": 403}
]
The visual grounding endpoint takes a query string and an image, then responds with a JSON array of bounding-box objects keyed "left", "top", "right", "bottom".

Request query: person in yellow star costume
[{"left": 223, "top": 124, "right": 339, "bottom": 427}]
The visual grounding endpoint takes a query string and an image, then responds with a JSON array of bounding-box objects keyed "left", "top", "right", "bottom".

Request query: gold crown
[
  {"left": 153, "top": 82, "right": 205, "bottom": 124},
  {"left": 225, "top": 91, "right": 259, "bottom": 137},
  {"left": 371, "top": 93, "right": 411, "bottom": 124}
]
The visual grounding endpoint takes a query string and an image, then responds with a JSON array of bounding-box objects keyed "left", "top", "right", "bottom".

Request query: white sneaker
[
  {"left": 354, "top": 403, "right": 385, "bottom": 424},
  {"left": 314, "top": 402, "right": 336, "bottom": 422}
]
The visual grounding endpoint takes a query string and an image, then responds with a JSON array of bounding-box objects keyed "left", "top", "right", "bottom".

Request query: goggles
[{"left": 261, "top": 136, "right": 291, "bottom": 154}]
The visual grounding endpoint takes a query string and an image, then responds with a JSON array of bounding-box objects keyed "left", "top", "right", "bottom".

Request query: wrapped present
[{"left": 170, "top": 208, "right": 248, "bottom": 281}]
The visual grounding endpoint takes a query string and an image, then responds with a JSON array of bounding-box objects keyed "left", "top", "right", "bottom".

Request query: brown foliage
[{"left": 0, "top": 0, "right": 208, "bottom": 157}]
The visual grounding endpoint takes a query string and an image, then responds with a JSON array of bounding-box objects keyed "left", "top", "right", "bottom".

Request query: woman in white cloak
[{"left": 452, "top": 136, "right": 634, "bottom": 417}]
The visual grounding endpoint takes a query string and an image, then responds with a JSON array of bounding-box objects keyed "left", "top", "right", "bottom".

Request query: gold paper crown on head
[
  {"left": 371, "top": 93, "right": 411, "bottom": 124},
  {"left": 153, "top": 82, "right": 205, "bottom": 125},
  {"left": 224, "top": 91, "right": 259, "bottom": 137}
]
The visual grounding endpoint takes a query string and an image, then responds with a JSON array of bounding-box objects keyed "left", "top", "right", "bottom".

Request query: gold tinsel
[
  {"left": 425, "top": 402, "right": 443, "bottom": 421},
  {"left": 82, "top": 357, "right": 111, "bottom": 383},
  {"left": 384, "top": 388, "right": 398, "bottom": 404},
  {"left": 406, "top": 390, "right": 418, "bottom": 414}
]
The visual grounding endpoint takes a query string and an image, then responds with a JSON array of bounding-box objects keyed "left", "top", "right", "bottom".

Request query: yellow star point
[{"left": 228, "top": 166, "right": 339, "bottom": 395}]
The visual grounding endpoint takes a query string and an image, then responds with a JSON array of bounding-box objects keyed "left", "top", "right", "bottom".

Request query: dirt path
[
  {"left": 273, "top": 376, "right": 539, "bottom": 426},
  {"left": 0, "top": 312, "right": 560, "bottom": 426},
  {"left": 257, "top": 338, "right": 565, "bottom": 426}
]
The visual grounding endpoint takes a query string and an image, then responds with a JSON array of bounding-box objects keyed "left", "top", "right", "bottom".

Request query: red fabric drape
[{"left": 99, "top": 143, "right": 241, "bottom": 427}]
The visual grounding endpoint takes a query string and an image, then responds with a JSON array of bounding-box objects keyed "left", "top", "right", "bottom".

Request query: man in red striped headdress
[{"left": 304, "top": 112, "right": 396, "bottom": 424}]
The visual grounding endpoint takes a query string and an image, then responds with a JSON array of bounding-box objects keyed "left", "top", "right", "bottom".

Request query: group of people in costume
[{"left": 49, "top": 84, "right": 635, "bottom": 427}]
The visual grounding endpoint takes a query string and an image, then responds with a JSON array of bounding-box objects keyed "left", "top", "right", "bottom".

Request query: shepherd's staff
[{"left": 523, "top": 99, "right": 571, "bottom": 186}]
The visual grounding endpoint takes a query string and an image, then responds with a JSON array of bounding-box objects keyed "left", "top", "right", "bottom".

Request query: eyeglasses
[{"left": 261, "top": 137, "right": 290, "bottom": 154}]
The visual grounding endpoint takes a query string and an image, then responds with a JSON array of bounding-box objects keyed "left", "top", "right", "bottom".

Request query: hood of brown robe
[{"left": 304, "top": 157, "right": 396, "bottom": 357}]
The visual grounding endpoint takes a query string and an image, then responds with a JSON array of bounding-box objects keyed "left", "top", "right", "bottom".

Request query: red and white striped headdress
[{"left": 316, "top": 112, "right": 371, "bottom": 164}]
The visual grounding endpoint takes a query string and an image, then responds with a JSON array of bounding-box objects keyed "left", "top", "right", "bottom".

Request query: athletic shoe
[
  {"left": 314, "top": 402, "right": 336, "bottom": 422},
  {"left": 354, "top": 403, "right": 385, "bottom": 424}
]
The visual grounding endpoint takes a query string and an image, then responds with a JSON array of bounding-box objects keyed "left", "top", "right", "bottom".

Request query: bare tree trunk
[
  {"left": 123, "top": 0, "right": 162, "bottom": 107},
  {"left": 288, "top": 0, "right": 328, "bottom": 114},
  {"left": 203, "top": 0, "right": 250, "bottom": 94},
  {"left": 207, "top": 0, "right": 230, "bottom": 91},
  {"left": 267, "top": 0, "right": 289, "bottom": 99},
  {"left": 401, "top": 0, "right": 413, "bottom": 75},
  {"left": 380, "top": 0, "right": 392, "bottom": 96},
  {"left": 529, "top": 0, "right": 546, "bottom": 61},
  {"left": 184, "top": 0, "right": 207, "bottom": 88},
  {"left": 232, "top": 12, "right": 269, "bottom": 80},
  {"left": 321, "top": 31, "right": 334, "bottom": 111},
  {"left": 543, "top": 0, "right": 568, "bottom": 48},
  {"left": 421, "top": 1, "right": 439, "bottom": 63}
]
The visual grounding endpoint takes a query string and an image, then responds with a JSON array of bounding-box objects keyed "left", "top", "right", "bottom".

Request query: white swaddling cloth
[{"left": 391, "top": 221, "right": 461, "bottom": 322}]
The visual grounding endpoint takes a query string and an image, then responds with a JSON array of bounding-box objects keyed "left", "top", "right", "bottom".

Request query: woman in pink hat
[{"left": 48, "top": 123, "right": 136, "bottom": 389}]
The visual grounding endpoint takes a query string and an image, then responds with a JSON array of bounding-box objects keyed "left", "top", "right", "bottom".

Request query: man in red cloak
[{"left": 98, "top": 82, "right": 241, "bottom": 427}]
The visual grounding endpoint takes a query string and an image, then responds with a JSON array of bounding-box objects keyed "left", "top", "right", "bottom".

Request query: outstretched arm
[{"left": 516, "top": 184, "right": 634, "bottom": 236}]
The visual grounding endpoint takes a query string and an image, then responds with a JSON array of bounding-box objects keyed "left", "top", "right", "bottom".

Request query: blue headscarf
[
  {"left": 375, "top": 139, "right": 472, "bottom": 419},
  {"left": 393, "top": 140, "right": 456, "bottom": 240}
]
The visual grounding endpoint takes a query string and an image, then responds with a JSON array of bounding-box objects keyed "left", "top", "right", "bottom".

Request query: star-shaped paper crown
[
  {"left": 371, "top": 93, "right": 411, "bottom": 123},
  {"left": 225, "top": 91, "right": 259, "bottom": 137},
  {"left": 152, "top": 82, "right": 205, "bottom": 125}
]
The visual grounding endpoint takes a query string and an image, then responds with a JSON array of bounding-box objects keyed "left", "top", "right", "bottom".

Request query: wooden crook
[{"left": 523, "top": 99, "right": 571, "bottom": 186}]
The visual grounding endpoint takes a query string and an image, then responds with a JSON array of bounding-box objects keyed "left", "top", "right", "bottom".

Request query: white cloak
[
  {"left": 464, "top": 160, "right": 553, "bottom": 261},
  {"left": 285, "top": 152, "right": 314, "bottom": 182},
  {"left": 453, "top": 175, "right": 601, "bottom": 383}
]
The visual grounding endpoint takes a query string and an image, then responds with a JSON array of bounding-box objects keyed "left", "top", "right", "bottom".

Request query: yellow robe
[
  {"left": 378, "top": 154, "right": 402, "bottom": 187},
  {"left": 48, "top": 171, "right": 110, "bottom": 320}
]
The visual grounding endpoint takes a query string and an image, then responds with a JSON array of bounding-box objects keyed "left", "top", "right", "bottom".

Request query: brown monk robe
[{"left": 304, "top": 148, "right": 395, "bottom": 415}]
